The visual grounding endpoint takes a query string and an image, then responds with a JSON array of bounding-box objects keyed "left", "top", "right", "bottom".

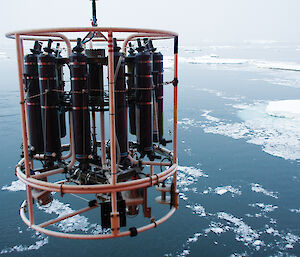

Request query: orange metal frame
[{"left": 6, "top": 27, "right": 179, "bottom": 239}]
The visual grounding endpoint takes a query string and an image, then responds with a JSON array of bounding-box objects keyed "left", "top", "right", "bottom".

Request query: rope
[
  {"left": 134, "top": 87, "right": 155, "bottom": 91},
  {"left": 70, "top": 193, "right": 90, "bottom": 202},
  {"left": 24, "top": 89, "right": 89, "bottom": 101},
  {"left": 90, "top": 88, "right": 105, "bottom": 92},
  {"left": 24, "top": 91, "right": 47, "bottom": 101},
  {"left": 114, "top": 89, "right": 127, "bottom": 93},
  {"left": 163, "top": 80, "right": 175, "bottom": 85},
  {"left": 24, "top": 80, "right": 174, "bottom": 101}
]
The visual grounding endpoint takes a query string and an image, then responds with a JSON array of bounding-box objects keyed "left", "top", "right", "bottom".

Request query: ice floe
[
  {"left": 176, "top": 166, "right": 207, "bottom": 195},
  {"left": 201, "top": 110, "right": 221, "bottom": 122},
  {"left": 178, "top": 165, "right": 208, "bottom": 178},
  {"left": 177, "top": 53, "right": 300, "bottom": 72},
  {"left": 179, "top": 192, "right": 188, "bottom": 201},
  {"left": 179, "top": 249, "right": 190, "bottom": 256},
  {"left": 177, "top": 165, "right": 208, "bottom": 189},
  {"left": 197, "top": 88, "right": 245, "bottom": 102},
  {"left": 217, "top": 212, "right": 264, "bottom": 250},
  {"left": 202, "top": 101, "right": 300, "bottom": 160},
  {"left": 283, "top": 233, "right": 300, "bottom": 249},
  {"left": 178, "top": 118, "right": 200, "bottom": 129},
  {"left": 247, "top": 203, "right": 278, "bottom": 218},
  {"left": 250, "top": 183, "right": 278, "bottom": 199},
  {"left": 175, "top": 232, "right": 202, "bottom": 257},
  {"left": 37, "top": 199, "right": 91, "bottom": 233},
  {"left": 202, "top": 185, "right": 241, "bottom": 197},
  {"left": 0, "top": 233, "right": 48, "bottom": 254},
  {"left": 215, "top": 186, "right": 242, "bottom": 196},
  {"left": 204, "top": 222, "right": 229, "bottom": 235},
  {"left": 229, "top": 252, "right": 248, "bottom": 257},
  {"left": 186, "top": 203, "right": 206, "bottom": 217},
  {"left": 252, "top": 77, "right": 300, "bottom": 89},
  {"left": 290, "top": 208, "right": 300, "bottom": 214},
  {"left": 249, "top": 203, "right": 278, "bottom": 213},
  {"left": 266, "top": 100, "right": 300, "bottom": 119},
  {"left": 203, "top": 122, "right": 250, "bottom": 140},
  {"left": 187, "top": 233, "right": 202, "bottom": 243},
  {"left": 180, "top": 55, "right": 248, "bottom": 65},
  {"left": 37, "top": 199, "right": 107, "bottom": 234},
  {"left": 264, "top": 224, "right": 300, "bottom": 251},
  {"left": 1, "top": 180, "right": 26, "bottom": 191},
  {"left": 255, "top": 60, "right": 300, "bottom": 72}
]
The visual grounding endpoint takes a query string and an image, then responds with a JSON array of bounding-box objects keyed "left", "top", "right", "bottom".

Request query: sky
[{"left": 0, "top": 0, "right": 300, "bottom": 46}]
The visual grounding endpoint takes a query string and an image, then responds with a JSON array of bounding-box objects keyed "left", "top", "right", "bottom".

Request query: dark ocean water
[{"left": 0, "top": 41, "right": 300, "bottom": 257}]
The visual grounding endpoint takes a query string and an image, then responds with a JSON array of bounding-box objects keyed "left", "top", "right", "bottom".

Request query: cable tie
[{"left": 155, "top": 174, "right": 159, "bottom": 185}]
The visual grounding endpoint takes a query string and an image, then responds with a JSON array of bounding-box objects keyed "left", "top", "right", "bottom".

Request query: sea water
[{"left": 1, "top": 41, "right": 300, "bottom": 256}]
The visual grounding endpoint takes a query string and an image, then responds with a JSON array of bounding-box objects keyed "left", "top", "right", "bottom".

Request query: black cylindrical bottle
[
  {"left": 24, "top": 41, "right": 44, "bottom": 154},
  {"left": 69, "top": 39, "right": 91, "bottom": 162},
  {"left": 126, "top": 43, "right": 136, "bottom": 135},
  {"left": 113, "top": 39, "right": 128, "bottom": 158},
  {"left": 86, "top": 49, "right": 105, "bottom": 106},
  {"left": 55, "top": 43, "right": 66, "bottom": 138},
  {"left": 135, "top": 40, "right": 153, "bottom": 156},
  {"left": 38, "top": 39, "right": 61, "bottom": 158},
  {"left": 152, "top": 47, "right": 164, "bottom": 143}
]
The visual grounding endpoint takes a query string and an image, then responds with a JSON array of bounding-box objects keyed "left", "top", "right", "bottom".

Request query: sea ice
[
  {"left": 254, "top": 60, "right": 300, "bottom": 72},
  {"left": 180, "top": 55, "right": 248, "bottom": 65},
  {"left": 217, "top": 212, "right": 263, "bottom": 249},
  {"left": 1, "top": 180, "right": 26, "bottom": 192},
  {"left": 0, "top": 236, "right": 48, "bottom": 254},
  {"left": 249, "top": 203, "right": 278, "bottom": 213},
  {"left": 187, "top": 233, "right": 202, "bottom": 243},
  {"left": 177, "top": 51, "right": 300, "bottom": 72},
  {"left": 250, "top": 184, "right": 278, "bottom": 199},
  {"left": 290, "top": 208, "right": 300, "bottom": 214},
  {"left": 204, "top": 222, "right": 227, "bottom": 235},
  {"left": 202, "top": 101, "right": 300, "bottom": 160},
  {"left": 266, "top": 100, "right": 300, "bottom": 119},
  {"left": 201, "top": 110, "right": 221, "bottom": 122},
  {"left": 229, "top": 252, "right": 248, "bottom": 257},
  {"left": 186, "top": 203, "right": 206, "bottom": 217},
  {"left": 214, "top": 186, "right": 242, "bottom": 196},
  {"left": 180, "top": 249, "right": 190, "bottom": 256},
  {"left": 178, "top": 118, "right": 200, "bottom": 129},
  {"left": 178, "top": 165, "right": 208, "bottom": 177},
  {"left": 37, "top": 199, "right": 108, "bottom": 234}
]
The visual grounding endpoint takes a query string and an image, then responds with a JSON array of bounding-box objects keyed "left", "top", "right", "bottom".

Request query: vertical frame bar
[
  {"left": 173, "top": 36, "right": 179, "bottom": 207},
  {"left": 107, "top": 31, "right": 119, "bottom": 235},
  {"left": 16, "top": 34, "right": 34, "bottom": 224},
  {"left": 20, "top": 39, "right": 32, "bottom": 169}
]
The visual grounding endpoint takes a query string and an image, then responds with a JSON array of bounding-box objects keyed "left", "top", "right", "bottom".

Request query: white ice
[
  {"left": 250, "top": 183, "right": 278, "bottom": 199},
  {"left": 202, "top": 101, "right": 300, "bottom": 160},
  {"left": 290, "top": 208, "right": 300, "bottom": 214},
  {"left": 201, "top": 110, "right": 221, "bottom": 122},
  {"left": 0, "top": 233, "right": 48, "bottom": 254},
  {"left": 186, "top": 203, "right": 206, "bottom": 217},
  {"left": 37, "top": 199, "right": 108, "bottom": 235},
  {"left": 217, "top": 212, "right": 264, "bottom": 250},
  {"left": 266, "top": 100, "right": 300, "bottom": 119},
  {"left": 176, "top": 50, "right": 300, "bottom": 72},
  {"left": 249, "top": 203, "right": 278, "bottom": 213},
  {"left": 214, "top": 186, "right": 242, "bottom": 196},
  {"left": 1, "top": 180, "right": 26, "bottom": 191}
]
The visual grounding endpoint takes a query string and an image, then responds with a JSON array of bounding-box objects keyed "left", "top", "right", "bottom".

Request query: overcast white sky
[{"left": 1, "top": 0, "right": 300, "bottom": 45}]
